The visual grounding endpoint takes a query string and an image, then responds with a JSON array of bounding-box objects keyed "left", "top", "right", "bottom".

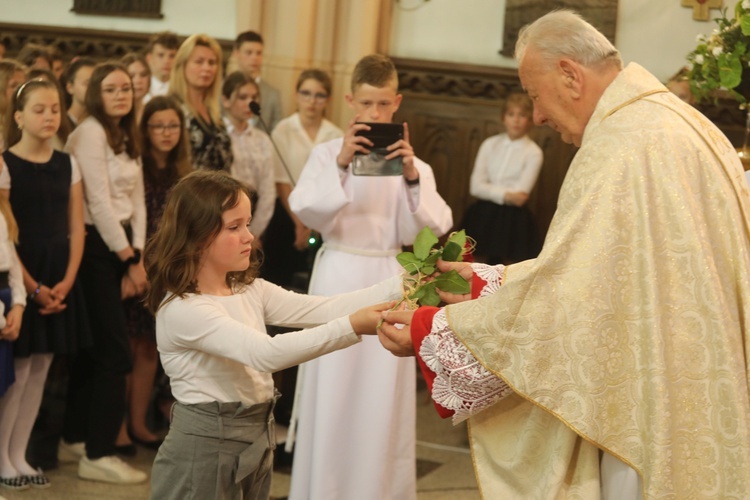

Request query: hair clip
[{"left": 15, "top": 77, "right": 47, "bottom": 100}]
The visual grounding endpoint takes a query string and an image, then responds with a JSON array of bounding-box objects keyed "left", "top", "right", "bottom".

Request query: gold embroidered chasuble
[{"left": 447, "top": 63, "right": 750, "bottom": 499}]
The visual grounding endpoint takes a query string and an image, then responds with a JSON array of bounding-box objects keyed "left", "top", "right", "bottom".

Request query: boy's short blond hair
[
  {"left": 502, "top": 93, "right": 533, "bottom": 117},
  {"left": 351, "top": 54, "right": 398, "bottom": 93}
]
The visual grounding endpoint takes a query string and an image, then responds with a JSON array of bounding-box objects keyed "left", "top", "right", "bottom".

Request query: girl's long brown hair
[
  {"left": 85, "top": 62, "right": 140, "bottom": 159},
  {"left": 144, "top": 170, "right": 259, "bottom": 314}
]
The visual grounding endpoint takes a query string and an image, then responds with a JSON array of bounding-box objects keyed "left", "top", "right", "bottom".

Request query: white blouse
[
  {"left": 271, "top": 113, "right": 344, "bottom": 185},
  {"left": 469, "top": 133, "right": 543, "bottom": 205},
  {"left": 65, "top": 117, "right": 146, "bottom": 252},
  {"left": 156, "top": 275, "right": 402, "bottom": 405}
]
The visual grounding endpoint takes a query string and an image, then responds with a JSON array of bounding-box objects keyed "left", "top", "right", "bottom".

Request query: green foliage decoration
[
  {"left": 395, "top": 227, "right": 472, "bottom": 308},
  {"left": 687, "top": 1, "right": 750, "bottom": 105}
]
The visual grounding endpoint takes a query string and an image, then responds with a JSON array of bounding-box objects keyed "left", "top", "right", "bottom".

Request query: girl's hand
[
  {"left": 49, "top": 279, "right": 73, "bottom": 303},
  {"left": 1, "top": 304, "right": 24, "bottom": 341},
  {"left": 127, "top": 262, "right": 148, "bottom": 295},
  {"left": 504, "top": 191, "right": 529, "bottom": 207},
  {"left": 31, "top": 284, "right": 66, "bottom": 315},
  {"left": 349, "top": 301, "right": 397, "bottom": 336},
  {"left": 121, "top": 274, "right": 138, "bottom": 300}
]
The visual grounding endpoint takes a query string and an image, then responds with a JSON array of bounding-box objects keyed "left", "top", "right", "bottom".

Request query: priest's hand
[
  {"left": 377, "top": 309, "right": 416, "bottom": 357},
  {"left": 435, "top": 260, "right": 473, "bottom": 304}
]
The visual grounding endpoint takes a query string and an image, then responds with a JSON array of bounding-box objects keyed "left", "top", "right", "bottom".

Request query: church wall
[
  {"left": 390, "top": 0, "right": 723, "bottom": 83},
  {"left": 0, "top": 0, "right": 735, "bottom": 238},
  {"left": 0, "top": 0, "right": 238, "bottom": 40}
]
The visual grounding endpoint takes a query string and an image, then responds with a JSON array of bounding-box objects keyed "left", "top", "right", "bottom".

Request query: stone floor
[{"left": 0, "top": 385, "right": 480, "bottom": 500}]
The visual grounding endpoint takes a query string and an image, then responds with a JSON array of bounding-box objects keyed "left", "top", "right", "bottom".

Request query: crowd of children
[{"left": 0, "top": 25, "right": 551, "bottom": 500}]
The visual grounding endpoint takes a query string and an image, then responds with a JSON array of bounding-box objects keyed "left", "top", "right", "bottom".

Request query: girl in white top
[
  {"left": 63, "top": 62, "right": 148, "bottom": 485},
  {"left": 0, "top": 157, "right": 26, "bottom": 491},
  {"left": 221, "top": 71, "right": 275, "bottom": 238},
  {"left": 263, "top": 69, "right": 343, "bottom": 286},
  {"left": 461, "top": 93, "right": 544, "bottom": 265},
  {"left": 146, "top": 170, "right": 400, "bottom": 500}
]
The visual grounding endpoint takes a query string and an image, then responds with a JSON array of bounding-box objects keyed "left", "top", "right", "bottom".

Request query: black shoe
[
  {"left": 114, "top": 443, "right": 137, "bottom": 457},
  {"left": 130, "top": 435, "right": 163, "bottom": 450}
]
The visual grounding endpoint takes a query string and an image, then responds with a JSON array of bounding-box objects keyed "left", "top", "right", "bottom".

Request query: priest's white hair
[{"left": 515, "top": 10, "right": 623, "bottom": 70}]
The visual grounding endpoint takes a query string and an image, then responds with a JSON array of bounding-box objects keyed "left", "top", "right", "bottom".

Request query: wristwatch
[{"left": 125, "top": 249, "right": 142, "bottom": 266}]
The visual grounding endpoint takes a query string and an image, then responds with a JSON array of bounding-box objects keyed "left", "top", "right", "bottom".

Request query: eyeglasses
[
  {"left": 102, "top": 86, "right": 133, "bottom": 96},
  {"left": 148, "top": 123, "right": 182, "bottom": 134},
  {"left": 298, "top": 89, "right": 328, "bottom": 102}
]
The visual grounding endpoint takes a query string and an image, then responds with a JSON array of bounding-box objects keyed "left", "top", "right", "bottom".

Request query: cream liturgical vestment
[{"left": 442, "top": 63, "right": 750, "bottom": 498}]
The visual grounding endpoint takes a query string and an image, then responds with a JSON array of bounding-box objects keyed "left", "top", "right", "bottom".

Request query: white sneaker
[
  {"left": 58, "top": 440, "right": 85, "bottom": 464},
  {"left": 78, "top": 455, "right": 147, "bottom": 484}
]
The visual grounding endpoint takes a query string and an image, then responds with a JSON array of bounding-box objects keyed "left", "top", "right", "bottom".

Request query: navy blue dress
[{"left": 2, "top": 150, "right": 91, "bottom": 357}]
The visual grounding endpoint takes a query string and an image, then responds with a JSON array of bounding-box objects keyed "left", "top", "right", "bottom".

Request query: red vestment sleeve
[
  {"left": 412, "top": 306, "right": 454, "bottom": 419},
  {"left": 472, "top": 272, "right": 488, "bottom": 299}
]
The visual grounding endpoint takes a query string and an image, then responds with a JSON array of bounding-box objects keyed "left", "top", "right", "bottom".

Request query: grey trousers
[{"left": 150, "top": 395, "right": 278, "bottom": 500}]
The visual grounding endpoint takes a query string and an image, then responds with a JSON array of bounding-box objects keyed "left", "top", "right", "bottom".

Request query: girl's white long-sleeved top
[
  {"left": 156, "top": 275, "right": 401, "bottom": 405},
  {"left": 469, "top": 133, "right": 543, "bottom": 205},
  {"left": 0, "top": 182, "right": 26, "bottom": 309},
  {"left": 65, "top": 116, "right": 146, "bottom": 251}
]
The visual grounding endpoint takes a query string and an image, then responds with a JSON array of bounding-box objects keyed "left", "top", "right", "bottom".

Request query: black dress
[
  {"left": 461, "top": 200, "right": 542, "bottom": 265},
  {"left": 2, "top": 150, "right": 91, "bottom": 357},
  {"left": 124, "top": 168, "right": 174, "bottom": 340}
]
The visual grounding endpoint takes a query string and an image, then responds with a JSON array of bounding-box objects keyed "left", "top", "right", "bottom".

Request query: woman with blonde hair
[{"left": 169, "top": 34, "right": 232, "bottom": 171}]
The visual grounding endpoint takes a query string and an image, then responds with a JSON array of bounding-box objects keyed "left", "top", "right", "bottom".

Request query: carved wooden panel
[
  {"left": 0, "top": 22, "right": 233, "bottom": 63},
  {"left": 392, "top": 57, "right": 745, "bottom": 239}
]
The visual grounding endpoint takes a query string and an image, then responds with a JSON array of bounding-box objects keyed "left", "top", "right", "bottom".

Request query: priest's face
[{"left": 519, "top": 48, "right": 586, "bottom": 147}]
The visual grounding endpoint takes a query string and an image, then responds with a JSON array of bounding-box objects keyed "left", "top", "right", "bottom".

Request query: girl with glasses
[
  {"left": 263, "top": 69, "right": 343, "bottom": 288},
  {"left": 62, "top": 62, "right": 148, "bottom": 484}
]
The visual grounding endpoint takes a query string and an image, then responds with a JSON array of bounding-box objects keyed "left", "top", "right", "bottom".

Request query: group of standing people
[
  {"left": 0, "top": 20, "right": 459, "bottom": 499},
  {"left": 3, "top": 8, "right": 732, "bottom": 500},
  {"left": 0, "top": 26, "right": 372, "bottom": 495}
]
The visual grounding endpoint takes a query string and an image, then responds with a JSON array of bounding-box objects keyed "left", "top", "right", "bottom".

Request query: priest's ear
[{"left": 558, "top": 58, "right": 583, "bottom": 99}]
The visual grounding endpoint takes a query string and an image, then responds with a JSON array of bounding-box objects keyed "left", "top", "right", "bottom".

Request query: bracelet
[
  {"left": 405, "top": 176, "right": 420, "bottom": 186},
  {"left": 29, "top": 282, "right": 42, "bottom": 300}
]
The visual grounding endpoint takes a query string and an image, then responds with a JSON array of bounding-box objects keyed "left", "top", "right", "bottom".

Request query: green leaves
[
  {"left": 719, "top": 51, "right": 743, "bottom": 89},
  {"left": 413, "top": 226, "right": 439, "bottom": 259},
  {"left": 396, "top": 227, "right": 472, "bottom": 307},
  {"left": 687, "top": 2, "right": 750, "bottom": 105}
]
